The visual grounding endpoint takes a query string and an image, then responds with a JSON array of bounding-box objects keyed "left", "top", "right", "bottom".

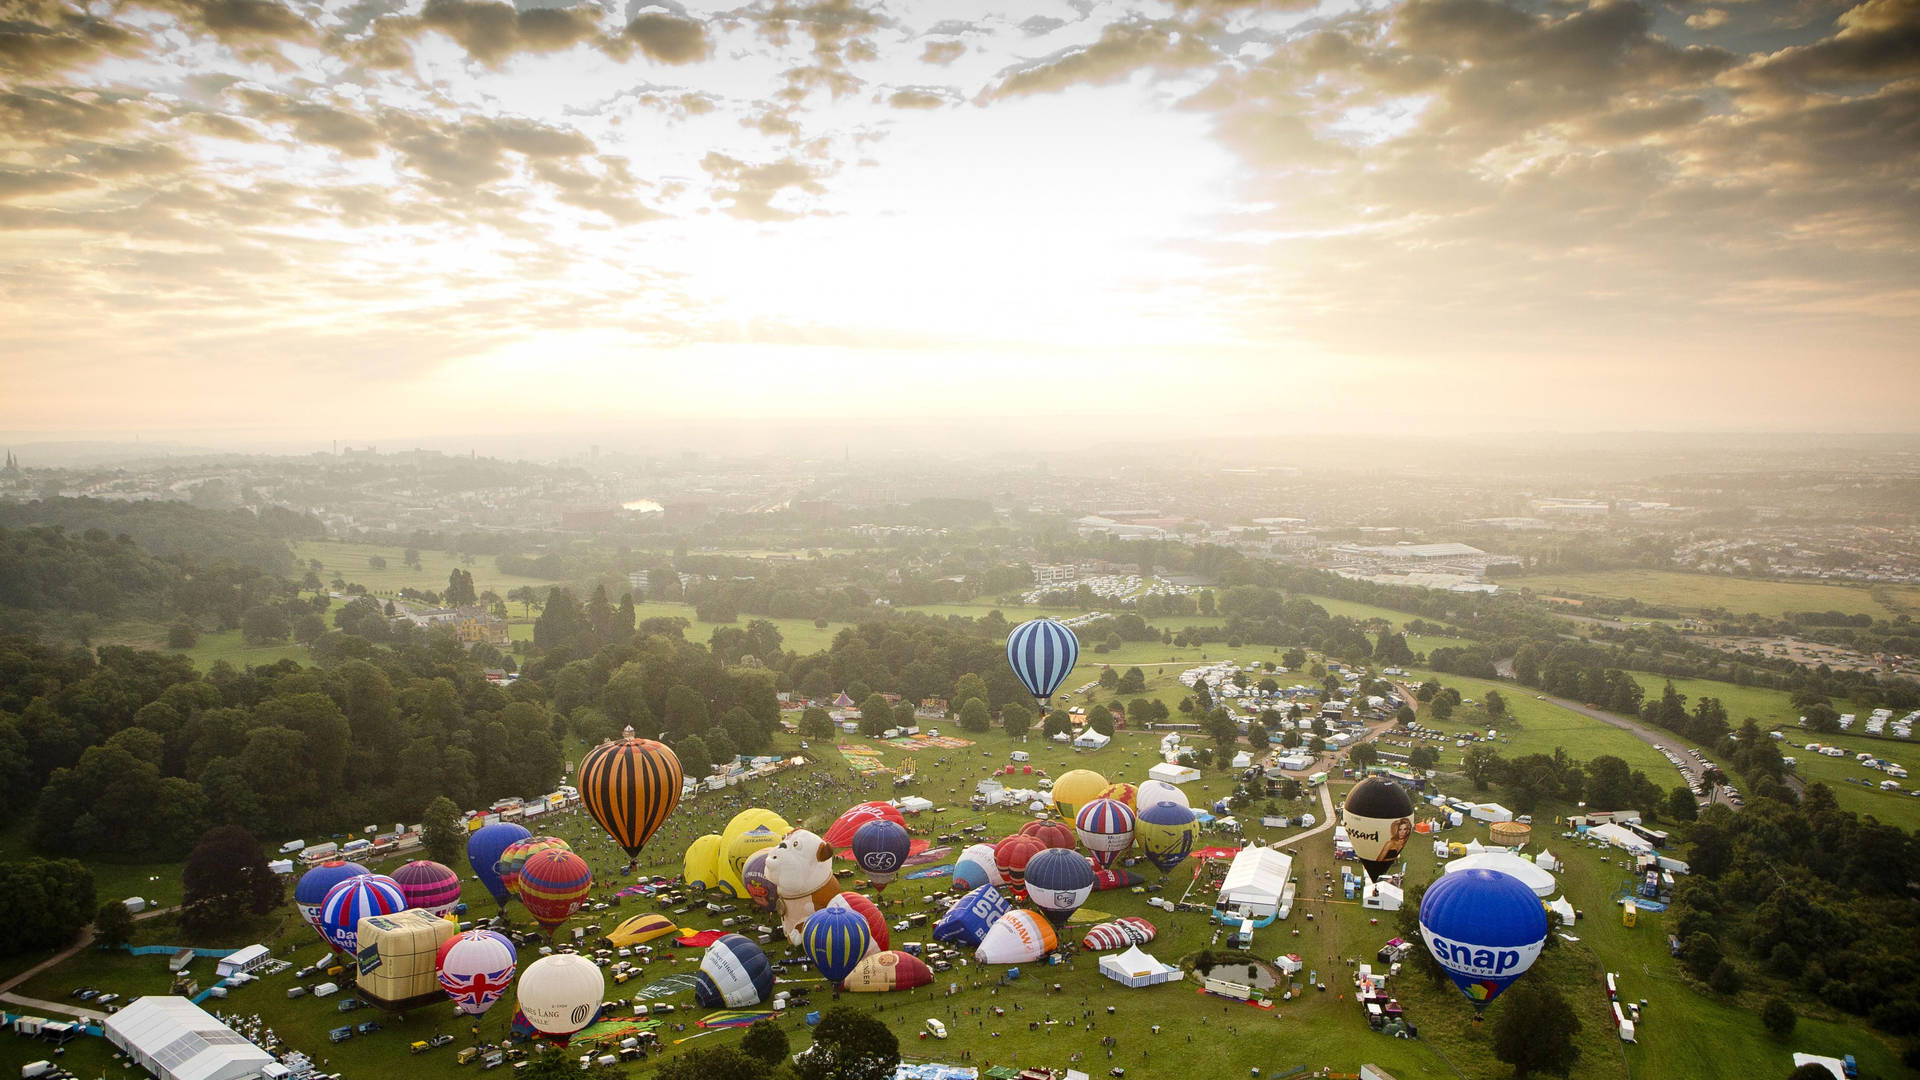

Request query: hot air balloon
[
  {"left": 578, "top": 732, "right": 683, "bottom": 861},
  {"left": 357, "top": 909, "right": 458, "bottom": 1012},
  {"left": 1074, "top": 798, "right": 1136, "bottom": 868},
  {"left": 1049, "top": 770, "right": 1108, "bottom": 821},
  {"left": 295, "top": 861, "right": 370, "bottom": 950},
  {"left": 993, "top": 834, "right": 1046, "bottom": 892},
  {"left": 318, "top": 875, "right": 406, "bottom": 955},
  {"left": 1007, "top": 618, "right": 1079, "bottom": 710},
  {"left": 1136, "top": 800, "right": 1197, "bottom": 872},
  {"left": 467, "top": 823, "right": 529, "bottom": 909},
  {"left": 952, "top": 844, "right": 1006, "bottom": 891},
  {"left": 740, "top": 849, "right": 777, "bottom": 912},
  {"left": 723, "top": 826, "right": 785, "bottom": 898},
  {"left": 1136, "top": 779, "right": 1189, "bottom": 811},
  {"left": 496, "top": 836, "right": 569, "bottom": 901},
  {"left": 852, "top": 819, "right": 912, "bottom": 891},
  {"left": 1418, "top": 868, "right": 1548, "bottom": 1011},
  {"left": 1018, "top": 818, "right": 1077, "bottom": 851},
  {"left": 934, "top": 884, "right": 1012, "bottom": 947},
  {"left": 843, "top": 950, "right": 933, "bottom": 992},
  {"left": 802, "top": 903, "right": 873, "bottom": 985},
  {"left": 518, "top": 849, "right": 593, "bottom": 936},
  {"left": 437, "top": 929, "right": 517, "bottom": 1015},
  {"left": 1024, "top": 848, "right": 1094, "bottom": 929},
  {"left": 606, "top": 913, "right": 681, "bottom": 947},
  {"left": 683, "top": 834, "right": 724, "bottom": 892},
  {"left": 824, "top": 802, "right": 907, "bottom": 850},
  {"left": 1095, "top": 782, "right": 1138, "bottom": 810},
  {"left": 517, "top": 953, "right": 604, "bottom": 1038},
  {"left": 1080, "top": 916, "right": 1156, "bottom": 951},
  {"left": 391, "top": 860, "right": 462, "bottom": 917},
  {"left": 692, "top": 934, "right": 775, "bottom": 1008},
  {"left": 976, "top": 909, "right": 1058, "bottom": 965},
  {"left": 828, "top": 893, "right": 889, "bottom": 951},
  {"left": 1343, "top": 776, "right": 1416, "bottom": 883}
]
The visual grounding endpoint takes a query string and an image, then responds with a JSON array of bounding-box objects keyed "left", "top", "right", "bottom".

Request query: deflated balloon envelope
[
  {"left": 692, "top": 933, "right": 774, "bottom": 1008},
  {"left": 933, "top": 884, "right": 1011, "bottom": 947},
  {"left": 975, "top": 909, "right": 1058, "bottom": 965}
]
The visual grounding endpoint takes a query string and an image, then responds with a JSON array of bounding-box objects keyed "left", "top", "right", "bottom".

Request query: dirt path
[{"left": 0, "top": 904, "right": 182, "bottom": 1021}]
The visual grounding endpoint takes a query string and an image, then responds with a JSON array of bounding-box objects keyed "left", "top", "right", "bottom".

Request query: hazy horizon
[{"left": 3, "top": 0, "right": 1917, "bottom": 438}]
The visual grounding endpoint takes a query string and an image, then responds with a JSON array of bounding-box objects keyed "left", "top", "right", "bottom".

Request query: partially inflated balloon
[
  {"left": 843, "top": 950, "right": 932, "bottom": 993},
  {"left": 467, "top": 824, "right": 529, "bottom": 908},
  {"left": 1343, "top": 777, "right": 1416, "bottom": 883},
  {"left": 829, "top": 893, "right": 888, "bottom": 952},
  {"left": 934, "top": 884, "right": 1011, "bottom": 947},
  {"left": 802, "top": 903, "right": 873, "bottom": 985},
  {"left": 318, "top": 875, "right": 405, "bottom": 955},
  {"left": 497, "top": 837, "right": 569, "bottom": 901},
  {"left": 1075, "top": 798, "right": 1136, "bottom": 868},
  {"left": 437, "top": 930, "right": 517, "bottom": 1015},
  {"left": 852, "top": 819, "right": 912, "bottom": 891},
  {"left": 1081, "top": 917, "right": 1157, "bottom": 951},
  {"left": 1019, "top": 819, "right": 1077, "bottom": 851},
  {"left": 718, "top": 809, "right": 789, "bottom": 897},
  {"left": 693, "top": 934, "right": 774, "bottom": 1008},
  {"left": 952, "top": 844, "right": 1005, "bottom": 891},
  {"left": 1024, "top": 848, "right": 1094, "bottom": 929},
  {"left": 1092, "top": 868, "right": 1144, "bottom": 891},
  {"left": 391, "top": 860, "right": 462, "bottom": 917},
  {"left": 1419, "top": 868, "right": 1548, "bottom": 1010},
  {"left": 579, "top": 736, "right": 683, "bottom": 860},
  {"left": 1136, "top": 801, "right": 1196, "bottom": 872},
  {"left": 976, "top": 909, "right": 1058, "bottom": 965},
  {"left": 741, "top": 849, "right": 776, "bottom": 912},
  {"left": 517, "top": 954, "right": 604, "bottom": 1037},
  {"left": 683, "top": 834, "right": 723, "bottom": 892},
  {"left": 825, "top": 802, "right": 908, "bottom": 850},
  {"left": 606, "top": 913, "right": 680, "bottom": 947},
  {"left": 295, "top": 861, "right": 370, "bottom": 950},
  {"left": 993, "top": 834, "right": 1046, "bottom": 891},
  {"left": 1095, "top": 782, "right": 1138, "bottom": 810},
  {"left": 1007, "top": 618, "right": 1079, "bottom": 708},
  {"left": 1050, "top": 770, "right": 1109, "bottom": 821},
  {"left": 519, "top": 850, "right": 592, "bottom": 935}
]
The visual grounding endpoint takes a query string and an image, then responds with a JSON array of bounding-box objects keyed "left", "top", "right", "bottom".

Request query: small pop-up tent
[{"left": 1099, "top": 945, "right": 1182, "bottom": 988}]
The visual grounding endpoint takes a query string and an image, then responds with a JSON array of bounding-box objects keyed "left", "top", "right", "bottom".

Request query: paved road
[
  {"left": 1531, "top": 693, "right": 1740, "bottom": 810},
  {"left": 0, "top": 904, "right": 182, "bottom": 1022}
]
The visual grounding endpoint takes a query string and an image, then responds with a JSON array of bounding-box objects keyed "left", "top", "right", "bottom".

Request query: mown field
[
  {"left": 1509, "top": 570, "right": 1920, "bottom": 620},
  {"left": 290, "top": 540, "right": 562, "bottom": 598},
  {"left": 4, "top": 713, "right": 1905, "bottom": 1080}
]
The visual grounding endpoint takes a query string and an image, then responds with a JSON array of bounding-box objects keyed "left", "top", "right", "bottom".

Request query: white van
[
  {"left": 924, "top": 1019, "right": 948, "bottom": 1039},
  {"left": 280, "top": 839, "right": 306, "bottom": 854},
  {"left": 1010, "top": 751, "right": 1030, "bottom": 763}
]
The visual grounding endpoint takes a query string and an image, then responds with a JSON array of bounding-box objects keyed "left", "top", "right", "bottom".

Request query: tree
[
  {"left": 1002, "top": 702, "right": 1032, "bottom": 740},
  {"left": 1762, "top": 997, "right": 1796, "bottom": 1038},
  {"left": 1350, "top": 742, "right": 1379, "bottom": 768},
  {"left": 1088, "top": 704, "right": 1115, "bottom": 736},
  {"left": 741, "top": 1019, "right": 791, "bottom": 1066},
  {"left": 1430, "top": 695, "right": 1454, "bottom": 720},
  {"left": 422, "top": 796, "right": 465, "bottom": 865},
  {"left": 676, "top": 735, "right": 712, "bottom": 780},
  {"left": 1682, "top": 932, "right": 1722, "bottom": 979},
  {"left": 1463, "top": 745, "right": 1501, "bottom": 791},
  {"left": 1395, "top": 704, "right": 1415, "bottom": 727},
  {"left": 796, "top": 1005, "right": 900, "bottom": 1080},
  {"left": 403, "top": 546, "right": 421, "bottom": 569},
  {"left": 1667, "top": 786, "right": 1699, "bottom": 822},
  {"left": 1247, "top": 720, "right": 1269, "bottom": 748},
  {"left": 93, "top": 898, "right": 135, "bottom": 948},
  {"left": 445, "top": 568, "right": 477, "bottom": 607},
  {"left": 800, "top": 706, "right": 835, "bottom": 739},
  {"left": 859, "top": 693, "right": 894, "bottom": 737},
  {"left": 167, "top": 619, "right": 199, "bottom": 649},
  {"left": 240, "top": 603, "right": 289, "bottom": 644},
  {"left": 1043, "top": 709, "right": 1073, "bottom": 738},
  {"left": 1116, "top": 667, "right": 1146, "bottom": 695},
  {"left": 181, "top": 826, "right": 281, "bottom": 935},
  {"left": 1513, "top": 644, "right": 1541, "bottom": 685},
  {"left": 1409, "top": 744, "right": 1439, "bottom": 770},
  {"left": 1708, "top": 959, "right": 1744, "bottom": 995},
  {"left": 1491, "top": 982, "right": 1582, "bottom": 1078},
  {"left": 0, "top": 859, "right": 95, "bottom": 956},
  {"left": 655, "top": 1048, "right": 763, "bottom": 1080},
  {"left": 1585, "top": 755, "right": 1635, "bottom": 810},
  {"left": 368, "top": 555, "right": 387, "bottom": 570},
  {"left": 953, "top": 673, "right": 991, "bottom": 711},
  {"left": 1484, "top": 689, "right": 1507, "bottom": 718},
  {"left": 958, "top": 698, "right": 992, "bottom": 734},
  {"left": 1098, "top": 667, "right": 1119, "bottom": 689}
]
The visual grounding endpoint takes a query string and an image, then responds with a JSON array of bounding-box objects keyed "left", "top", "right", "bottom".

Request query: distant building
[
  {"left": 1033, "top": 563, "right": 1078, "bottom": 587},
  {"left": 454, "top": 607, "right": 510, "bottom": 646}
]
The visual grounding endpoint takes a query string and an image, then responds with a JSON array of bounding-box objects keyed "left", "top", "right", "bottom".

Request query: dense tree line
[
  {"left": 0, "top": 858, "right": 95, "bottom": 957},
  {"left": 0, "top": 497, "right": 312, "bottom": 574}
]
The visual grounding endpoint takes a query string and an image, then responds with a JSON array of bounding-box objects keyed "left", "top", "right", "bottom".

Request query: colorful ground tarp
[
  {"left": 904, "top": 735, "right": 974, "bottom": 750},
  {"left": 906, "top": 865, "right": 953, "bottom": 880},
  {"left": 840, "top": 745, "right": 894, "bottom": 775}
]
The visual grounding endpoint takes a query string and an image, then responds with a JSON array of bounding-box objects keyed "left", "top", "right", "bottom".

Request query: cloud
[
  {"left": 0, "top": 88, "right": 150, "bottom": 141},
  {"left": 0, "top": 6, "right": 147, "bottom": 77},
  {"left": 741, "top": 0, "right": 889, "bottom": 66},
  {"left": 980, "top": 18, "right": 1219, "bottom": 99},
  {"left": 389, "top": 114, "right": 597, "bottom": 189},
  {"left": 233, "top": 89, "right": 384, "bottom": 156},
  {"left": 620, "top": 12, "right": 710, "bottom": 63},
  {"left": 0, "top": 168, "right": 96, "bottom": 199},
  {"left": 921, "top": 39, "right": 966, "bottom": 64},
  {"left": 887, "top": 87, "right": 951, "bottom": 108},
  {"left": 700, "top": 150, "right": 825, "bottom": 220},
  {"left": 1747, "top": 0, "right": 1920, "bottom": 87},
  {"left": 410, "top": 0, "right": 605, "bottom": 66},
  {"left": 1686, "top": 9, "right": 1731, "bottom": 29},
  {"left": 1019, "top": 15, "right": 1068, "bottom": 35}
]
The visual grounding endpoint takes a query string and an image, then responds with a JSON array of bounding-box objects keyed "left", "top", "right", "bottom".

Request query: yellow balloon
[
  {"left": 718, "top": 809, "right": 790, "bottom": 897},
  {"left": 683, "top": 834, "right": 723, "bottom": 891},
  {"left": 1051, "top": 770, "right": 1109, "bottom": 821}
]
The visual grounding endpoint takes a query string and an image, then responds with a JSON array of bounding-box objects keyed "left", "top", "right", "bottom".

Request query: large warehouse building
[{"left": 103, "top": 996, "right": 275, "bottom": 1080}]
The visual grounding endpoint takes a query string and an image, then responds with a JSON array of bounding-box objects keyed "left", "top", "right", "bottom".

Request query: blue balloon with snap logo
[
  {"left": 934, "top": 884, "right": 1011, "bottom": 947},
  {"left": 1418, "top": 868, "right": 1548, "bottom": 1010}
]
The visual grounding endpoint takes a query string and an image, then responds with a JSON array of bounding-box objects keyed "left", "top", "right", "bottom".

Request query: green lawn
[
  {"left": 1400, "top": 670, "right": 1683, "bottom": 782},
  {"left": 94, "top": 619, "right": 312, "bottom": 671},
  {"left": 292, "top": 540, "right": 562, "bottom": 598},
  {"left": 1509, "top": 570, "right": 1920, "bottom": 620}
]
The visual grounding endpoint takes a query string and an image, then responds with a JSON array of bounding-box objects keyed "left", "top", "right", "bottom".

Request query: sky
[{"left": 1, "top": 0, "right": 1916, "bottom": 447}]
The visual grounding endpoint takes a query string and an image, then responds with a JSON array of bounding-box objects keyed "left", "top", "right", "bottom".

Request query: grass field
[
  {"left": 291, "top": 540, "right": 562, "bottom": 599},
  {"left": 1397, "top": 670, "right": 1686, "bottom": 783},
  {"left": 1511, "top": 570, "right": 1920, "bottom": 620},
  {"left": 95, "top": 618, "right": 312, "bottom": 671},
  {"left": 1, "top": 719, "right": 1905, "bottom": 1080}
]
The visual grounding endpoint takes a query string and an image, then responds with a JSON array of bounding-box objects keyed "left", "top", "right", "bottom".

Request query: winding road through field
[{"left": 0, "top": 904, "right": 181, "bottom": 1022}]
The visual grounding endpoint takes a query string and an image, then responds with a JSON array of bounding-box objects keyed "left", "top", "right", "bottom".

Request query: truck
[
  {"left": 280, "top": 839, "right": 306, "bottom": 854},
  {"left": 301, "top": 842, "right": 339, "bottom": 863},
  {"left": 341, "top": 839, "right": 372, "bottom": 857}
]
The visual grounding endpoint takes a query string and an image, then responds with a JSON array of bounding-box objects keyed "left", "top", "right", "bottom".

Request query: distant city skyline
[{"left": 3, "top": 0, "right": 1916, "bottom": 438}]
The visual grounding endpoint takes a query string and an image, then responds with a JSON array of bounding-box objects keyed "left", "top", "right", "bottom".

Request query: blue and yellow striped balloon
[
  {"left": 802, "top": 903, "right": 873, "bottom": 985},
  {"left": 1006, "top": 618, "right": 1080, "bottom": 707}
]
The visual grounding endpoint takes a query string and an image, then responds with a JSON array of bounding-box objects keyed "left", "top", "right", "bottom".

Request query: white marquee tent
[
  {"left": 1218, "top": 847, "right": 1293, "bottom": 918},
  {"left": 1099, "top": 945, "right": 1182, "bottom": 988},
  {"left": 1445, "top": 851, "right": 1557, "bottom": 899},
  {"left": 104, "top": 997, "right": 273, "bottom": 1080}
]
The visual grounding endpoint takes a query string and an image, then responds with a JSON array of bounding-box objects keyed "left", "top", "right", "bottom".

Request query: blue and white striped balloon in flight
[{"left": 1006, "top": 618, "right": 1080, "bottom": 709}]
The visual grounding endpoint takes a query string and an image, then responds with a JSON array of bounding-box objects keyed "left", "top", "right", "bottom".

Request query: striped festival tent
[
  {"left": 579, "top": 730, "right": 685, "bottom": 859},
  {"left": 1005, "top": 618, "right": 1080, "bottom": 709}
]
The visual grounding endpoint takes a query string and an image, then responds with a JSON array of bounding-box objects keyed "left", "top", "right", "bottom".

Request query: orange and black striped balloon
[{"left": 579, "top": 737, "right": 684, "bottom": 857}]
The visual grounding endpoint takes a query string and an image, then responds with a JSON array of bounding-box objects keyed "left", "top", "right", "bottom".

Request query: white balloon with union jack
[{"left": 437, "top": 929, "right": 517, "bottom": 1016}]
